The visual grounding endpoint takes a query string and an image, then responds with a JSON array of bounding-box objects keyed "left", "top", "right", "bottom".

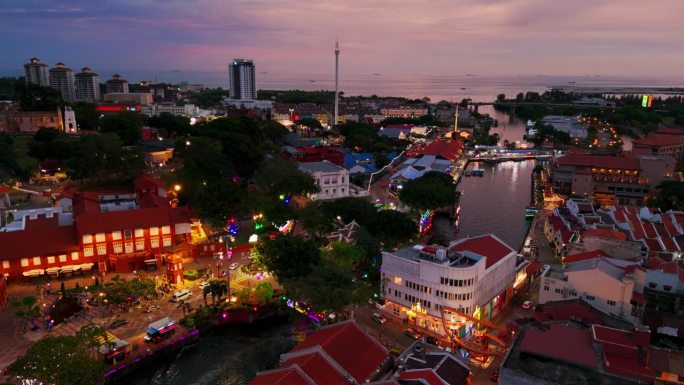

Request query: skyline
[{"left": 1, "top": 0, "right": 684, "bottom": 79}]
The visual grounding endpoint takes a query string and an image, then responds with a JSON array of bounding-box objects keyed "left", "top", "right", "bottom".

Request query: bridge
[{"left": 466, "top": 149, "right": 554, "bottom": 162}]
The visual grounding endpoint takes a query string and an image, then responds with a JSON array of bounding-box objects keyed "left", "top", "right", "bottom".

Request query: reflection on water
[
  {"left": 125, "top": 321, "right": 297, "bottom": 385},
  {"left": 432, "top": 160, "right": 534, "bottom": 250}
]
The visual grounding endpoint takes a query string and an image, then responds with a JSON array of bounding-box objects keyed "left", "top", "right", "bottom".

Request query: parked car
[
  {"left": 108, "top": 319, "right": 128, "bottom": 329},
  {"left": 229, "top": 263, "right": 240, "bottom": 270},
  {"left": 403, "top": 328, "right": 422, "bottom": 339},
  {"left": 425, "top": 336, "right": 439, "bottom": 345},
  {"left": 198, "top": 281, "right": 210, "bottom": 290},
  {"left": 372, "top": 312, "right": 387, "bottom": 324},
  {"left": 144, "top": 305, "right": 160, "bottom": 313},
  {"left": 522, "top": 300, "right": 533, "bottom": 310}
]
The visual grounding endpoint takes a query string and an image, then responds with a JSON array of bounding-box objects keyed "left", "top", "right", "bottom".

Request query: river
[
  {"left": 124, "top": 320, "right": 298, "bottom": 385},
  {"left": 431, "top": 159, "right": 536, "bottom": 251}
]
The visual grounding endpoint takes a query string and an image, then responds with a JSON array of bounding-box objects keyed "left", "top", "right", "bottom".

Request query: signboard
[{"left": 641, "top": 95, "right": 653, "bottom": 108}]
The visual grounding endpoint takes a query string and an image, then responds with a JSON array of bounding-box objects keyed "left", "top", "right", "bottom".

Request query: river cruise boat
[
  {"left": 525, "top": 206, "right": 540, "bottom": 218},
  {"left": 471, "top": 168, "right": 484, "bottom": 177}
]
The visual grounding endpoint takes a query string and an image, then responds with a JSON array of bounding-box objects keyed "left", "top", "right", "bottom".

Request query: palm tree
[
  {"left": 177, "top": 299, "right": 192, "bottom": 318},
  {"left": 208, "top": 279, "right": 229, "bottom": 304}
]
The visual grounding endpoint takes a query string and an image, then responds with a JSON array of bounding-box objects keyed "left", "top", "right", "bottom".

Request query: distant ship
[
  {"left": 466, "top": 74, "right": 477, "bottom": 77},
  {"left": 309, "top": 80, "right": 316, "bottom": 83},
  {"left": 373, "top": 73, "right": 381, "bottom": 76}
]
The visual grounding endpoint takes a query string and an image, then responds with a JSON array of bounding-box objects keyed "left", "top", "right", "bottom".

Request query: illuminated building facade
[
  {"left": 381, "top": 234, "right": 517, "bottom": 337},
  {"left": 75, "top": 67, "right": 100, "bottom": 102},
  {"left": 23, "top": 57, "right": 50, "bottom": 87},
  {"left": 228, "top": 59, "right": 256, "bottom": 100},
  {"left": 49, "top": 62, "right": 76, "bottom": 102}
]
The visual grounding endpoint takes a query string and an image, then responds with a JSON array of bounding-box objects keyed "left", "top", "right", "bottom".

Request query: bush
[{"left": 183, "top": 269, "right": 199, "bottom": 280}]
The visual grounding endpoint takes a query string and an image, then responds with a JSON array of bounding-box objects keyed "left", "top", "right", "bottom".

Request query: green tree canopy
[
  {"left": 286, "top": 264, "right": 361, "bottom": 312},
  {"left": 99, "top": 112, "right": 144, "bottom": 145},
  {"left": 72, "top": 102, "right": 100, "bottom": 131},
  {"left": 18, "top": 84, "right": 63, "bottom": 111},
  {"left": 254, "top": 158, "right": 318, "bottom": 197},
  {"left": 147, "top": 112, "right": 192, "bottom": 138},
  {"left": 653, "top": 181, "right": 684, "bottom": 211},
  {"left": 9, "top": 334, "right": 106, "bottom": 385},
  {"left": 399, "top": 171, "right": 459, "bottom": 212},
  {"left": 261, "top": 235, "right": 321, "bottom": 282},
  {"left": 296, "top": 117, "right": 323, "bottom": 130},
  {"left": 367, "top": 209, "right": 417, "bottom": 248}
]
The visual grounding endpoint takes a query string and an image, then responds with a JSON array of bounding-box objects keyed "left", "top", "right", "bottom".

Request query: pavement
[{"left": 0, "top": 250, "right": 276, "bottom": 382}]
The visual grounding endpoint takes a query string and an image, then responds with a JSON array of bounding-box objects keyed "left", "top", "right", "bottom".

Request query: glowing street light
[{"left": 174, "top": 184, "right": 182, "bottom": 192}]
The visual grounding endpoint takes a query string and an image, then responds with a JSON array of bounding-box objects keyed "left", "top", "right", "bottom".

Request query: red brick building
[{"left": 0, "top": 177, "right": 200, "bottom": 282}]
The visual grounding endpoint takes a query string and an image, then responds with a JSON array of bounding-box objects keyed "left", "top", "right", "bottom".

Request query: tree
[
  {"left": 325, "top": 242, "right": 366, "bottom": 268},
  {"left": 286, "top": 264, "right": 357, "bottom": 312},
  {"left": 99, "top": 112, "right": 144, "bottom": 145},
  {"left": 368, "top": 209, "right": 417, "bottom": 248},
  {"left": 203, "top": 279, "right": 229, "bottom": 305},
  {"left": 9, "top": 334, "right": 106, "bottom": 385},
  {"left": 654, "top": 181, "right": 684, "bottom": 211},
  {"left": 261, "top": 235, "right": 321, "bottom": 282},
  {"left": 11, "top": 295, "right": 39, "bottom": 333},
  {"left": 496, "top": 93, "right": 506, "bottom": 102},
  {"left": 147, "top": 113, "right": 191, "bottom": 138},
  {"left": 320, "top": 197, "right": 377, "bottom": 227},
  {"left": 298, "top": 203, "right": 335, "bottom": 237},
  {"left": 254, "top": 158, "right": 318, "bottom": 197},
  {"left": 254, "top": 282, "right": 274, "bottom": 304},
  {"left": 296, "top": 117, "right": 323, "bottom": 130},
  {"left": 177, "top": 299, "right": 193, "bottom": 317},
  {"left": 375, "top": 154, "right": 390, "bottom": 169},
  {"left": 71, "top": 102, "right": 100, "bottom": 131},
  {"left": 18, "top": 84, "right": 63, "bottom": 111},
  {"left": 399, "top": 171, "right": 459, "bottom": 212}
]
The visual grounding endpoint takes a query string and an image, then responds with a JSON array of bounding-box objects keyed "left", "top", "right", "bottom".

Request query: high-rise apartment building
[
  {"left": 227, "top": 59, "right": 256, "bottom": 100},
  {"left": 49, "top": 62, "right": 76, "bottom": 102},
  {"left": 75, "top": 67, "right": 100, "bottom": 102},
  {"left": 23, "top": 57, "right": 50, "bottom": 87},
  {"left": 105, "top": 74, "right": 129, "bottom": 94}
]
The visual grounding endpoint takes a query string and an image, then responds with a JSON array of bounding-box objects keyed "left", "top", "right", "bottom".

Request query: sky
[{"left": 1, "top": 0, "right": 684, "bottom": 79}]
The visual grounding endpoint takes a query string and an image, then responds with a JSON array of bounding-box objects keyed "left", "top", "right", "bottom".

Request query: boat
[
  {"left": 309, "top": 80, "right": 316, "bottom": 83},
  {"left": 525, "top": 206, "right": 540, "bottom": 219},
  {"left": 464, "top": 170, "right": 472, "bottom": 177},
  {"left": 471, "top": 168, "right": 484, "bottom": 177}
]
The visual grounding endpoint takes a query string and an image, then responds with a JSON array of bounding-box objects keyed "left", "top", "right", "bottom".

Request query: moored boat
[
  {"left": 525, "top": 206, "right": 540, "bottom": 218},
  {"left": 471, "top": 168, "right": 484, "bottom": 176}
]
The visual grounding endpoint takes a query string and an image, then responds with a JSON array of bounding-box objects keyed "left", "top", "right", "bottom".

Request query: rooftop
[
  {"left": 555, "top": 153, "right": 640, "bottom": 170},
  {"left": 299, "top": 161, "right": 346, "bottom": 174}
]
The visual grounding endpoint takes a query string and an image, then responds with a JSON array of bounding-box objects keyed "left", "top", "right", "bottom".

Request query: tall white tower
[
  {"left": 63, "top": 106, "right": 78, "bottom": 133},
  {"left": 333, "top": 41, "right": 340, "bottom": 130}
]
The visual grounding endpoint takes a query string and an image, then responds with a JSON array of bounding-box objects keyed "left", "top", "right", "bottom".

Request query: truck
[{"left": 144, "top": 317, "right": 177, "bottom": 343}]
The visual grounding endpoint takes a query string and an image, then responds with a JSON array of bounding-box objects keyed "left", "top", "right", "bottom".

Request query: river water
[{"left": 125, "top": 321, "right": 298, "bottom": 385}]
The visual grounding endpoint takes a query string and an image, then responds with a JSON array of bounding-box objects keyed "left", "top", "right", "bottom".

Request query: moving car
[
  {"left": 522, "top": 300, "right": 533, "bottom": 310},
  {"left": 372, "top": 312, "right": 387, "bottom": 324},
  {"left": 108, "top": 319, "right": 128, "bottom": 329},
  {"left": 403, "top": 328, "right": 422, "bottom": 339},
  {"left": 171, "top": 289, "right": 191, "bottom": 302}
]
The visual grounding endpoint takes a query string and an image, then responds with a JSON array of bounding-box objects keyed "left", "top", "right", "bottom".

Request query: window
[
  {"left": 95, "top": 233, "right": 105, "bottom": 242},
  {"left": 125, "top": 243, "right": 133, "bottom": 253},
  {"left": 150, "top": 227, "right": 159, "bottom": 236},
  {"left": 33, "top": 257, "right": 41, "bottom": 265},
  {"left": 84, "top": 247, "right": 94, "bottom": 257},
  {"left": 135, "top": 239, "right": 145, "bottom": 251},
  {"left": 112, "top": 231, "right": 122, "bottom": 240},
  {"left": 161, "top": 226, "right": 171, "bottom": 234},
  {"left": 544, "top": 286, "right": 550, "bottom": 291},
  {"left": 324, "top": 178, "right": 330, "bottom": 185},
  {"left": 97, "top": 244, "right": 107, "bottom": 255},
  {"left": 150, "top": 237, "right": 159, "bottom": 248},
  {"left": 71, "top": 252, "right": 79, "bottom": 261},
  {"left": 585, "top": 294, "right": 595, "bottom": 301},
  {"left": 2, "top": 260, "right": 9, "bottom": 269},
  {"left": 135, "top": 228, "right": 144, "bottom": 238},
  {"left": 163, "top": 237, "right": 172, "bottom": 247},
  {"left": 124, "top": 229, "right": 132, "bottom": 239},
  {"left": 47, "top": 256, "right": 55, "bottom": 264},
  {"left": 21, "top": 258, "right": 29, "bottom": 267},
  {"left": 555, "top": 288, "right": 563, "bottom": 294},
  {"left": 59, "top": 255, "right": 67, "bottom": 262},
  {"left": 82, "top": 234, "right": 93, "bottom": 244},
  {"left": 113, "top": 242, "right": 123, "bottom": 253},
  {"left": 607, "top": 300, "right": 616, "bottom": 306}
]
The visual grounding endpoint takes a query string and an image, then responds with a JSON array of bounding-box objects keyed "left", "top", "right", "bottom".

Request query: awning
[
  {"left": 144, "top": 259, "right": 157, "bottom": 265},
  {"left": 46, "top": 267, "right": 60, "bottom": 275},
  {"left": 80, "top": 263, "right": 94, "bottom": 271},
  {"left": 59, "top": 265, "right": 77, "bottom": 273},
  {"left": 22, "top": 269, "right": 45, "bottom": 277}
]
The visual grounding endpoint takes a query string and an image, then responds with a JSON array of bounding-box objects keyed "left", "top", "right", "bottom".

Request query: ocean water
[{"left": 20, "top": 69, "right": 683, "bottom": 103}]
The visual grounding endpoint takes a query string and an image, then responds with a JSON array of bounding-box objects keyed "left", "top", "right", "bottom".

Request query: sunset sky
[{"left": 2, "top": 0, "right": 683, "bottom": 78}]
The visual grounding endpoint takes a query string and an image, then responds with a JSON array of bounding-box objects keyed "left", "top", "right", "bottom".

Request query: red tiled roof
[
  {"left": 0, "top": 221, "right": 79, "bottom": 259},
  {"left": 290, "top": 321, "right": 388, "bottom": 384},
  {"left": 582, "top": 229, "right": 627, "bottom": 241},
  {"left": 592, "top": 325, "right": 637, "bottom": 348},
  {"left": 632, "top": 133, "right": 684, "bottom": 147},
  {"left": 673, "top": 213, "right": 684, "bottom": 230},
  {"left": 398, "top": 369, "right": 448, "bottom": 385},
  {"left": 449, "top": 234, "right": 515, "bottom": 269},
  {"left": 525, "top": 261, "right": 541, "bottom": 275},
  {"left": 613, "top": 209, "right": 627, "bottom": 223},
  {"left": 654, "top": 127, "right": 684, "bottom": 135},
  {"left": 642, "top": 221, "right": 658, "bottom": 239},
  {"left": 661, "top": 214, "right": 680, "bottom": 237},
  {"left": 556, "top": 153, "right": 640, "bottom": 170},
  {"left": 134, "top": 174, "right": 166, "bottom": 190},
  {"left": 281, "top": 352, "right": 350, "bottom": 385},
  {"left": 602, "top": 352, "right": 655, "bottom": 383},
  {"left": 248, "top": 367, "right": 316, "bottom": 385},
  {"left": 138, "top": 191, "right": 170, "bottom": 208},
  {"left": 643, "top": 238, "right": 663, "bottom": 252},
  {"left": 75, "top": 206, "right": 179, "bottom": 235},
  {"left": 520, "top": 324, "right": 596, "bottom": 368},
  {"left": 564, "top": 249, "right": 611, "bottom": 264},
  {"left": 419, "top": 140, "right": 463, "bottom": 161}
]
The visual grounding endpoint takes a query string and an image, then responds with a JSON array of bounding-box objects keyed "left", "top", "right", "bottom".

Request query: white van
[
  {"left": 171, "top": 289, "right": 191, "bottom": 302},
  {"left": 372, "top": 312, "right": 387, "bottom": 324}
]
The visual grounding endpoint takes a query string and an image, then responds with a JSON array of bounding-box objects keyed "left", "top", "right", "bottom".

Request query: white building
[
  {"left": 75, "top": 67, "right": 100, "bottom": 102},
  {"left": 298, "top": 161, "right": 350, "bottom": 200},
  {"left": 228, "top": 59, "right": 256, "bottom": 100},
  {"left": 23, "top": 57, "right": 50, "bottom": 87},
  {"left": 221, "top": 98, "right": 274, "bottom": 110},
  {"left": 105, "top": 74, "right": 129, "bottom": 94},
  {"left": 381, "top": 234, "right": 517, "bottom": 337},
  {"left": 49, "top": 62, "right": 76, "bottom": 102},
  {"left": 539, "top": 257, "right": 643, "bottom": 323},
  {"left": 141, "top": 103, "right": 199, "bottom": 117}
]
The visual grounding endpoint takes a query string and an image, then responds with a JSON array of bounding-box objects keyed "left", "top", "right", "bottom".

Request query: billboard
[{"left": 641, "top": 95, "right": 653, "bottom": 108}]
